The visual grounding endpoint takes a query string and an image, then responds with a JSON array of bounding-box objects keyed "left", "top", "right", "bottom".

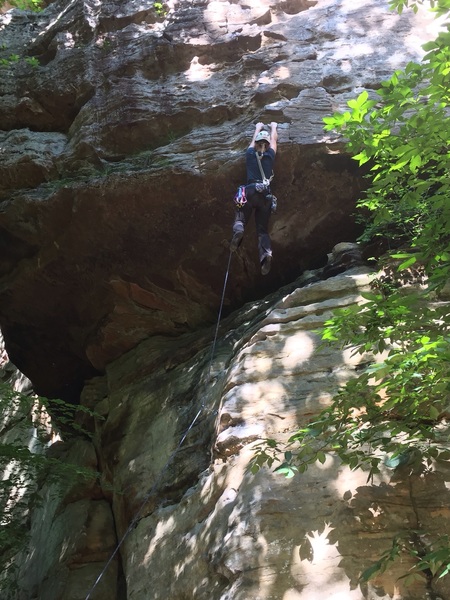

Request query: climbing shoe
[
  {"left": 230, "top": 230, "right": 244, "bottom": 252},
  {"left": 261, "top": 255, "right": 272, "bottom": 275}
]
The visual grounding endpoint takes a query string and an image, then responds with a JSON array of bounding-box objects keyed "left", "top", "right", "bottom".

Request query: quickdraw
[{"left": 233, "top": 185, "right": 247, "bottom": 208}]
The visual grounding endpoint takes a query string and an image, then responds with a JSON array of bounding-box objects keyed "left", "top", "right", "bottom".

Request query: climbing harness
[{"left": 84, "top": 250, "right": 233, "bottom": 600}]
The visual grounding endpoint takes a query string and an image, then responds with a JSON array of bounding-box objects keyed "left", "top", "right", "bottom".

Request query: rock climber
[{"left": 230, "top": 121, "right": 278, "bottom": 275}]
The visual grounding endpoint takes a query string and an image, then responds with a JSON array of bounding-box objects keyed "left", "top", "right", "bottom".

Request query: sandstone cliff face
[
  {"left": 0, "top": 0, "right": 440, "bottom": 399},
  {"left": 1, "top": 1, "right": 448, "bottom": 599},
  {"left": 8, "top": 248, "right": 450, "bottom": 600}
]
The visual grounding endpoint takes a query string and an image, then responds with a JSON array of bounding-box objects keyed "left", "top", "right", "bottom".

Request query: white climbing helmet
[{"left": 255, "top": 131, "right": 270, "bottom": 145}]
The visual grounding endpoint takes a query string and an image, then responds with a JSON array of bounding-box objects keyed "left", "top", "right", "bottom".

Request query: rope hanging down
[{"left": 84, "top": 249, "right": 233, "bottom": 600}]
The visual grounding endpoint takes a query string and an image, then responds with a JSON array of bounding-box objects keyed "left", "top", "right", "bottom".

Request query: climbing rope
[
  {"left": 205, "top": 248, "right": 232, "bottom": 381},
  {"left": 84, "top": 249, "right": 233, "bottom": 600}
]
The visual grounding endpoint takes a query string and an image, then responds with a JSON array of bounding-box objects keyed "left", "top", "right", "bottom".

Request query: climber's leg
[{"left": 231, "top": 203, "right": 252, "bottom": 252}]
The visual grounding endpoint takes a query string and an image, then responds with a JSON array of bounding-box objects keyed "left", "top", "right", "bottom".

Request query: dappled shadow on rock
[{"left": 328, "top": 465, "right": 450, "bottom": 600}]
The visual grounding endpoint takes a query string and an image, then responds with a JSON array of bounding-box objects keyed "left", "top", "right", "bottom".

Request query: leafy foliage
[
  {"left": 359, "top": 531, "right": 450, "bottom": 584},
  {"left": 153, "top": 1, "right": 167, "bottom": 17},
  {"left": 389, "top": 0, "right": 450, "bottom": 16},
  {"left": 0, "top": 0, "right": 43, "bottom": 11},
  {"left": 323, "top": 48, "right": 450, "bottom": 282},
  {"left": 251, "top": 0, "right": 450, "bottom": 588}
]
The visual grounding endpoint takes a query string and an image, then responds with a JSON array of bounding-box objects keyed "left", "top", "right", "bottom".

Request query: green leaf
[
  {"left": 429, "top": 405, "right": 440, "bottom": 419},
  {"left": 274, "top": 463, "right": 298, "bottom": 478},
  {"left": 409, "top": 154, "right": 422, "bottom": 172},
  {"left": 360, "top": 560, "right": 385, "bottom": 582},
  {"left": 422, "top": 41, "right": 438, "bottom": 52},
  {"left": 317, "top": 451, "right": 326, "bottom": 464},
  {"left": 360, "top": 291, "right": 382, "bottom": 302},
  {"left": 398, "top": 256, "right": 417, "bottom": 269},
  {"left": 353, "top": 150, "right": 371, "bottom": 165}
]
